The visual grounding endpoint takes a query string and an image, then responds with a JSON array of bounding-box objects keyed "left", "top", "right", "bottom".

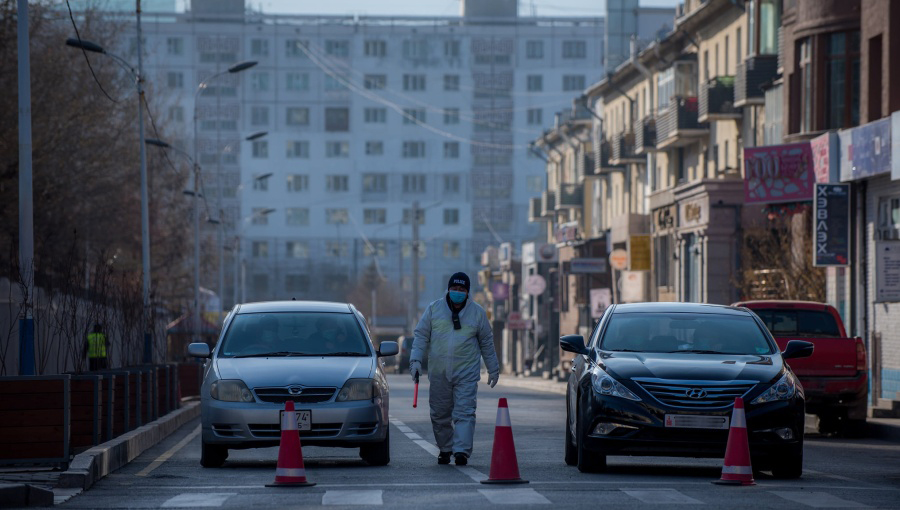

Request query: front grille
[
  {"left": 254, "top": 386, "right": 336, "bottom": 404},
  {"left": 249, "top": 423, "right": 343, "bottom": 439},
  {"left": 636, "top": 380, "right": 756, "bottom": 409}
]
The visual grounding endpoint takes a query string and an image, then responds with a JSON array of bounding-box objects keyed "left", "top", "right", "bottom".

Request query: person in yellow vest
[{"left": 85, "top": 323, "right": 109, "bottom": 371}]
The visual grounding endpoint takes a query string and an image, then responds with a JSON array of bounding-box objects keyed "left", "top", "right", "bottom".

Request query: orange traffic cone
[
  {"left": 481, "top": 398, "right": 528, "bottom": 484},
  {"left": 266, "top": 400, "right": 316, "bottom": 487},
  {"left": 713, "top": 397, "right": 755, "bottom": 486}
]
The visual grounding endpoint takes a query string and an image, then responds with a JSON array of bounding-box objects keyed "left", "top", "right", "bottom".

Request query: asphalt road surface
[{"left": 59, "top": 374, "right": 900, "bottom": 509}]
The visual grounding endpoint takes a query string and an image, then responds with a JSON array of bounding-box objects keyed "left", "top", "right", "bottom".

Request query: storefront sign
[
  {"left": 523, "top": 274, "right": 546, "bottom": 295},
  {"left": 608, "top": 249, "right": 628, "bottom": 270},
  {"left": 506, "top": 312, "right": 533, "bottom": 330},
  {"left": 892, "top": 110, "right": 900, "bottom": 181},
  {"left": 629, "top": 235, "right": 651, "bottom": 271},
  {"left": 555, "top": 221, "right": 579, "bottom": 243},
  {"left": 680, "top": 198, "right": 708, "bottom": 227},
  {"left": 841, "top": 117, "right": 892, "bottom": 181},
  {"left": 570, "top": 258, "right": 608, "bottom": 274},
  {"left": 655, "top": 206, "right": 677, "bottom": 232},
  {"left": 743, "top": 143, "right": 815, "bottom": 204},
  {"left": 590, "top": 288, "right": 612, "bottom": 318},
  {"left": 813, "top": 184, "right": 850, "bottom": 267},
  {"left": 618, "top": 271, "right": 646, "bottom": 303},
  {"left": 810, "top": 132, "right": 838, "bottom": 183},
  {"left": 521, "top": 243, "right": 557, "bottom": 265},
  {"left": 491, "top": 282, "right": 510, "bottom": 300},
  {"left": 875, "top": 242, "right": 900, "bottom": 302}
]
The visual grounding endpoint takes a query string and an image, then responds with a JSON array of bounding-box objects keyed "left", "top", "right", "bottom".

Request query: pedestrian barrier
[
  {"left": 266, "top": 400, "right": 316, "bottom": 487},
  {"left": 70, "top": 374, "right": 104, "bottom": 452},
  {"left": 177, "top": 362, "right": 203, "bottom": 398},
  {"left": 481, "top": 397, "right": 528, "bottom": 484},
  {"left": 0, "top": 375, "right": 71, "bottom": 467},
  {"left": 714, "top": 397, "right": 755, "bottom": 486}
]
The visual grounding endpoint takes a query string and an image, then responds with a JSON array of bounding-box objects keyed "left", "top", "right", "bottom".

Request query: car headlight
[
  {"left": 591, "top": 365, "right": 641, "bottom": 401},
  {"left": 751, "top": 372, "right": 797, "bottom": 404},
  {"left": 336, "top": 379, "right": 375, "bottom": 402},
  {"left": 210, "top": 379, "right": 255, "bottom": 402}
]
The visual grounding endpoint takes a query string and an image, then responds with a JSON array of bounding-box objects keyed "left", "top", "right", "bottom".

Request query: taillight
[{"left": 856, "top": 340, "right": 867, "bottom": 371}]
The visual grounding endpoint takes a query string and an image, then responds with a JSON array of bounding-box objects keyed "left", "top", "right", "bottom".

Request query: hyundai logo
[
  {"left": 288, "top": 386, "right": 304, "bottom": 395},
  {"left": 685, "top": 388, "right": 708, "bottom": 399}
]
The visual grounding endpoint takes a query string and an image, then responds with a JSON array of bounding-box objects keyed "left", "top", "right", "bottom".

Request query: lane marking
[
  {"left": 456, "top": 466, "right": 488, "bottom": 483},
  {"left": 770, "top": 491, "right": 869, "bottom": 508},
  {"left": 136, "top": 425, "right": 201, "bottom": 477},
  {"left": 413, "top": 439, "right": 440, "bottom": 456},
  {"left": 622, "top": 489, "right": 703, "bottom": 504},
  {"left": 161, "top": 493, "right": 235, "bottom": 508},
  {"left": 404, "top": 432, "right": 423, "bottom": 440},
  {"left": 805, "top": 469, "right": 873, "bottom": 485},
  {"left": 390, "top": 416, "right": 490, "bottom": 482},
  {"left": 479, "top": 488, "right": 550, "bottom": 505},
  {"left": 126, "top": 482, "right": 900, "bottom": 490},
  {"left": 397, "top": 425, "right": 414, "bottom": 433},
  {"left": 322, "top": 490, "right": 383, "bottom": 506}
]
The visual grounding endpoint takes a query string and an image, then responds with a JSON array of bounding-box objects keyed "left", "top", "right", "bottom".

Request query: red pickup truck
[{"left": 733, "top": 300, "right": 868, "bottom": 434}]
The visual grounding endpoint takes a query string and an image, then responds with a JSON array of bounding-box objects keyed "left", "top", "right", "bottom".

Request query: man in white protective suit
[{"left": 409, "top": 272, "right": 501, "bottom": 466}]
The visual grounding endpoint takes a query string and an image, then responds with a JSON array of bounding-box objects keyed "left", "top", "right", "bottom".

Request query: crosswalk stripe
[
  {"left": 479, "top": 488, "right": 550, "bottom": 505},
  {"left": 770, "top": 491, "right": 868, "bottom": 508},
  {"left": 161, "top": 493, "right": 235, "bottom": 508},
  {"left": 622, "top": 489, "right": 703, "bottom": 504},
  {"left": 322, "top": 490, "right": 383, "bottom": 506}
]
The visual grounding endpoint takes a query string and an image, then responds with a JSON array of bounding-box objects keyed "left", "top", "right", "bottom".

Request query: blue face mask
[{"left": 448, "top": 290, "right": 467, "bottom": 304}]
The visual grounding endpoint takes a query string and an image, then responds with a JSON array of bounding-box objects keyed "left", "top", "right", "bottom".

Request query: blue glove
[
  {"left": 410, "top": 360, "right": 422, "bottom": 382},
  {"left": 487, "top": 372, "right": 499, "bottom": 388}
]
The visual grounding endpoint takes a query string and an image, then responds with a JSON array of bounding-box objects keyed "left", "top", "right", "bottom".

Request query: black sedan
[{"left": 562, "top": 303, "right": 813, "bottom": 478}]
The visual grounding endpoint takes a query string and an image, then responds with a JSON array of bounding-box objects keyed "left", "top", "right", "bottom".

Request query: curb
[
  {"left": 0, "top": 483, "right": 54, "bottom": 508},
  {"left": 57, "top": 401, "right": 200, "bottom": 490}
]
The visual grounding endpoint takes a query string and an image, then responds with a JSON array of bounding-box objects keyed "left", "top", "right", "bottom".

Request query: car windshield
[
  {"left": 599, "top": 312, "right": 774, "bottom": 355},
  {"left": 218, "top": 312, "right": 370, "bottom": 357},
  {"left": 750, "top": 309, "right": 841, "bottom": 338}
]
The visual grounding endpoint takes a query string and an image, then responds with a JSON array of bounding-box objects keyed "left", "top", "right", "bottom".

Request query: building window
[
  {"left": 443, "top": 142, "right": 460, "bottom": 159},
  {"left": 527, "top": 175, "right": 544, "bottom": 193},
  {"left": 363, "top": 241, "right": 387, "bottom": 258},
  {"left": 285, "top": 107, "right": 309, "bottom": 126},
  {"left": 252, "top": 140, "right": 268, "bottom": 158},
  {"left": 444, "top": 40, "right": 460, "bottom": 58},
  {"left": 252, "top": 241, "right": 269, "bottom": 258},
  {"left": 326, "top": 175, "right": 349, "bottom": 192},
  {"left": 285, "top": 208, "right": 309, "bottom": 226},
  {"left": 401, "top": 274, "right": 426, "bottom": 290},
  {"left": 363, "top": 173, "right": 387, "bottom": 193},
  {"left": 365, "top": 141, "right": 384, "bottom": 156},
  {"left": 285, "top": 39, "right": 308, "bottom": 58},
  {"left": 526, "top": 108, "right": 542, "bottom": 125},
  {"left": 526, "top": 75, "right": 543, "bottom": 92},
  {"left": 563, "top": 75, "right": 586, "bottom": 91},
  {"left": 324, "top": 75, "right": 348, "bottom": 91},
  {"left": 825, "top": 31, "right": 861, "bottom": 130},
  {"left": 325, "top": 107, "right": 350, "bottom": 132},
  {"left": 526, "top": 40, "right": 543, "bottom": 59},
  {"left": 285, "top": 241, "right": 309, "bottom": 258},
  {"left": 364, "top": 208, "right": 387, "bottom": 225},
  {"left": 364, "top": 39, "right": 386, "bottom": 57},
  {"left": 403, "top": 39, "right": 428, "bottom": 60},
  {"left": 562, "top": 40, "right": 586, "bottom": 59},
  {"left": 798, "top": 37, "right": 813, "bottom": 133},
  {"left": 168, "top": 106, "right": 184, "bottom": 122},
  {"left": 402, "top": 174, "right": 426, "bottom": 193},
  {"left": 402, "top": 242, "right": 426, "bottom": 259},
  {"left": 443, "top": 208, "right": 459, "bottom": 225},
  {"left": 443, "top": 241, "right": 460, "bottom": 258},
  {"left": 251, "top": 38, "right": 269, "bottom": 57},
  {"left": 252, "top": 176, "right": 269, "bottom": 191},
  {"left": 166, "top": 37, "right": 183, "bottom": 55},
  {"left": 285, "top": 274, "right": 309, "bottom": 292},
  {"left": 167, "top": 71, "right": 183, "bottom": 89},
  {"left": 286, "top": 174, "right": 308, "bottom": 192},
  {"left": 325, "top": 39, "right": 349, "bottom": 57},
  {"left": 325, "top": 141, "right": 350, "bottom": 158},
  {"left": 403, "top": 108, "right": 426, "bottom": 124},
  {"left": 444, "top": 74, "right": 460, "bottom": 91},
  {"left": 326, "top": 208, "right": 349, "bottom": 224},
  {"left": 403, "top": 74, "right": 426, "bottom": 91},
  {"left": 250, "top": 72, "right": 269, "bottom": 92},
  {"left": 878, "top": 197, "right": 900, "bottom": 239},
  {"left": 326, "top": 241, "right": 348, "bottom": 257},
  {"left": 286, "top": 141, "right": 309, "bottom": 159},
  {"left": 402, "top": 209, "right": 425, "bottom": 225},
  {"left": 443, "top": 108, "right": 460, "bottom": 125},
  {"left": 364, "top": 74, "right": 386, "bottom": 90},
  {"left": 444, "top": 174, "right": 460, "bottom": 193},
  {"left": 286, "top": 72, "right": 309, "bottom": 91},
  {"left": 251, "top": 106, "right": 269, "bottom": 126},
  {"left": 364, "top": 108, "right": 387, "bottom": 124},
  {"left": 402, "top": 141, "right": 426, "bottom": 158}
]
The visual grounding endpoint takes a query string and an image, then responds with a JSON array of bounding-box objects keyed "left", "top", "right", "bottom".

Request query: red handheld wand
[{"left": 413, "top": 372, "right": 419, "bottom": 408}]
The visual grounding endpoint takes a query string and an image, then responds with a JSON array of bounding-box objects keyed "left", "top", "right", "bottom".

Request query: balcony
[
  {"left": 555, "top": 183, "right": 582, "bottom": 209},
  {"left": 528, "top": 196, "right": 545, "bottom": 222},
  {"left": 655, "top": 96, "right": 709, "bottom": 150},
  {"left": 698, "top": 76, "right": 740, "bottom": 123},
  {"left": 634, "top": 117, "right": 656, "bottom": 154},
  {"left": 610, "top": 132, "right": 643, "bottom": 165},
  {"left": 540, "top": 190, "right": 556, "bottom": 217},
  {"left": 735, "top": 55, "right": 778, "bottom": 107}
]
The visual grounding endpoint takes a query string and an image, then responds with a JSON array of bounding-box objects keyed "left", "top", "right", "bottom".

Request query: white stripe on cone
[
  {"left": 276, "top": 467, "right": 306, "bottom": 477},
  {"left": 721, "top": 465, "right": 753, "bottom": 475},
  {"left": 731, "top": 408, "right": 746, "bottom": 428},
  {"left": 495, "top": 407, "right": 511, "bottom": 427},
  {"left": 282, "top": 411, "right": 297, "bottom": 431}
]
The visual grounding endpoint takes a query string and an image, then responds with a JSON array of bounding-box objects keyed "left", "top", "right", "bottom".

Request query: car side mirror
[
  {"left": 377, "top": 341, "right": 399, "bottom": 357},
  {"left": 187, "top": 342, "right": 211, "bottom": 358},
  {"left": 782, "top": 340, "right": 814, "bottom": 360},
  {"left": 560, "top": 335, "right": 589, "bottom": 355}
]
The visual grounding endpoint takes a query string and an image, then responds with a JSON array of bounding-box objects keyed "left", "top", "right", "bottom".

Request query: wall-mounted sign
[
  {"left": 523, "top": 274, "right": 546, "bottom": 296},
  {"left": 679, "top": 198, "right": 708, "bottom": 227},
  {"left": 618, "top": 271, "right": 646, "bottom": 303},
  {"left": 813, "top": 184, "right": 850, "bottom": 267},
  {"left": 555, "top": 221, "right": 580, "bottom": 243},
  {"left": 590, "top": 288, "right": 612, "bottom": 318},
  {"left": 811, "top": 132, "right": 838, "bottom": 183},
  {"left": 608, "top": 249, "right": 628, "bottom": 270},
  {"left": 491, "top": 282, "right": 510, "bottom": 300},
  {"left": 655, "top": 205, "right": 677, "bottom": 232},
  {"left": 629, "top": 235, "right": 652, "bottom": 271},
  {"left": 876, "top": 242, "right": 900, "bottom": 302},
  {"left": 570, "top": 258, "right": 608, "bottom": 274},
  {"left": 840, "top": 117, "right": 892, "bottom": 182},
  {"left": 744, "top": 142, "right": 815, "bottom": 204}
]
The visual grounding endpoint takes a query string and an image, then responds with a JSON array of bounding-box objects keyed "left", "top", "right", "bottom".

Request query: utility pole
[
  {"left": 17, "top": 0, "right": 35, "bottom": 375},
  {"left": 411, "top": 201, "right": 420, "bottom": 328},
  {"left": 136, "top": 0, "right": 152, "bottom": 363}
]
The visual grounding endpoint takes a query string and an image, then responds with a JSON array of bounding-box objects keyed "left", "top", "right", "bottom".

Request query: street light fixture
[{"left": 67, "top": 36, "right": 154, "bottom": 362}]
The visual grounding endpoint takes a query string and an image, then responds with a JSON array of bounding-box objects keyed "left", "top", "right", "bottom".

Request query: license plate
[
  {"left": 664, "top": 414, "right": 729, "bottom": 430},
  {"left": 280, "top": 410, "right": 312, "bottom": 431}
]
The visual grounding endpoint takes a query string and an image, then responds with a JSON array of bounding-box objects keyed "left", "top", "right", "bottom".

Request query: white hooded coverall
[{"left": 410, "top": 296, "right": 500, "bottom": 456}]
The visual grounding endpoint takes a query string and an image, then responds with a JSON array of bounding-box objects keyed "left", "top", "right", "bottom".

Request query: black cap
[{"left": 448, "top": 272, "right": 470, "bottom": 292}]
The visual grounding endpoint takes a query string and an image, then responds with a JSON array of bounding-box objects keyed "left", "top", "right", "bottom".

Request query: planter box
[
  {"left": 70, "top": 375, "right": 103, "bottom": 452},
  {"left": 0, "top": 375, "right": 70, "bottom": 466}
]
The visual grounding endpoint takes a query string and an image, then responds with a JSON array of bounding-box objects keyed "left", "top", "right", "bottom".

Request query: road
[{"left": 59, "top": 374, "right": 900, "bottom": 509}]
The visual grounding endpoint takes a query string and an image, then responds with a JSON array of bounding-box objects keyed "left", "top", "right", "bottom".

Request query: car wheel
[
  {"left": 360, "top": 428, "right": 390, "bottom": 466},
  {"left": 770, "top": 450, "right": 802, "bottom": 479},
  {"left": 564, "top": 398, "right": 577, "bottom": 466},
  {"left": 575, "top": 400, "right": 606, "bottom": 473},
  {"left": 200, "top": 440, "right": 228, "bottom": 468}
]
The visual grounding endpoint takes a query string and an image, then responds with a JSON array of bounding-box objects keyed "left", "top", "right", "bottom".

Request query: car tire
[
  {"left": 360, "top": 428, "right": 391, "bottom": 466},
  {"left": 200, "top": 441, "right": 228, "bottom": 468},
  {"left": 771, "top": 450, "right": 802, "bottom": 479},
  {"left": 575, "top": 400, "right": 606, "bottom": 473},
  {"left": 564, "top": 399, "right": 577, "bottom": 466}
]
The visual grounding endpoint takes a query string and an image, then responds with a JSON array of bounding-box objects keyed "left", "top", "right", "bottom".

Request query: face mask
[{"left": 448, "top": 290, "right": 467, "bottom": 304}]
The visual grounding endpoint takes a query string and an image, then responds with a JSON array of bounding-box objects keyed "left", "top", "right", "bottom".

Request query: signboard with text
[
  {"left": 590, "top": 288, "right": 612, "bottom": 318},
  {"left": 813, "top": 184, "right": 850, "bottom": 267},
  {"left": 629, "top": 235, "right": 652, "bottom": 271},
  {"left": 876, "top": 242, "right": 900, "bottom": 302},
  {"left": 743, "top": 142, "right": 815, "bottom": 204},
  {"left": 570, "top": 258, "right": 608, "bottom": 274},
  {"left": 840, "top": 117, "right": 892, "bottom": 182}
]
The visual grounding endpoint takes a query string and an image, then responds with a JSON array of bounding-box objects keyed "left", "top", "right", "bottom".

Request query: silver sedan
[{"left": 188, "top": 301, "right": 398, "bottom": 467}]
